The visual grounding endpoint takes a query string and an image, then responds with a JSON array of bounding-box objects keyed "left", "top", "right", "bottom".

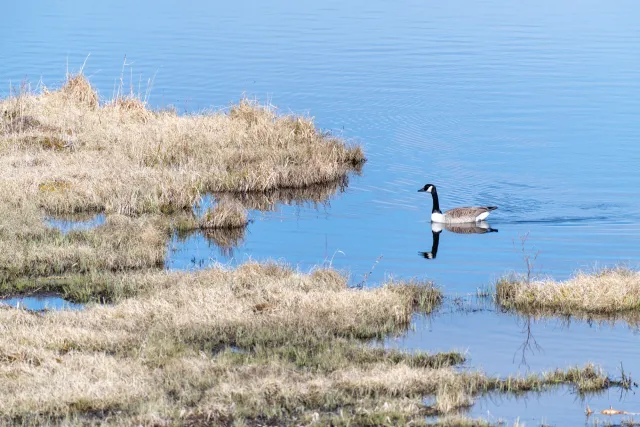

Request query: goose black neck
[{"left": 431, "top": 189, "right": 442, "bottom": 214}]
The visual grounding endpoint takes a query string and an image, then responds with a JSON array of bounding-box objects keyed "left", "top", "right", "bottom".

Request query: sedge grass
[
  {"left": 0, "top": 74, "right": 365, "bottom": 216},
  {"left": 496, "top": 267, "right": 640, "bottom": 316},
  {"left": 0, "top": 263, "right": 628, "bottom": 425},
  {"left": 0, "top": 73, "right": 364, "bottom": 281},
  {"left": 199, "top": 199, "right": 249, "bottom": 229}
]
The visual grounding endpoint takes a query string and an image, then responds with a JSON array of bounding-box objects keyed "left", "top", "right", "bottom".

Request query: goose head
[{"left": 418, "top": 184, "right": 436, "bottom": 193}]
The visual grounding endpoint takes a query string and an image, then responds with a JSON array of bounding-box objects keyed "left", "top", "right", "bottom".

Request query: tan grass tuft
[
  {"left": 496, "top": 267, "right": 640, "bottom": 315},
  {"left": 386, "top": 278, "right": 443, "bottom": 314},
  {"left": 57, "top": 74, "right": 99, "bottom": 109},
  {"left": 105, "top": 96, "right": 152, "bottom": 122},
  {"left": 199, "top": 199, "right": 248, "bottom": 229}
]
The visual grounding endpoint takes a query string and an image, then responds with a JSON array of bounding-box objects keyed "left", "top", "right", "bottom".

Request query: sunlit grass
[
  {"left": 0, "top": 73, "right": 364, "bottom": 284},
  {"left": 0, "top": 263, "right": 629, "bottom": 425},
  {"left": 0, "top": 74, "right": 365, "bottom": 215},
  {"left": 496, "top": 267, "right": 640, "bottom": 316}
]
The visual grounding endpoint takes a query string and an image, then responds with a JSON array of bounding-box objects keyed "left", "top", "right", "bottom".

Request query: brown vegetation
[
  {"left": 0, "top": 74, "right": 365, "bottom": 216},
  {"left": 496, "top": 267, "right": 640, "bottom": 316},
  {"left": 0, "top": 264, "right": 628, "bottom": 425},
  {"left": 0, "top": 74, "right": 364, "bottom": 284},
  {"left": 199, "top": 199, "right": 248, "bottom": 229}
]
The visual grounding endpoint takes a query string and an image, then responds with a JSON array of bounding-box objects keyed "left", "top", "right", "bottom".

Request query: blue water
[
  {"left": 46, "top": 214, "right": 106, "bottom": 234},
  {"left": 4, "top": 0, "right": 640, "bottom": 424},
  {"left": 0, "top": 295, "right": 83, "bottom": 311}
]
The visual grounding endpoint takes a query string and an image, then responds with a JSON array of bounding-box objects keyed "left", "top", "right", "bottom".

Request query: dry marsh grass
[
  {"left": 199, "top": 199, "right": 249, "bottom": 229},
  {"left": 386, "top": 278, "right": 443, "bottom": 314},
  {"left": 0, "top": 73, "right": 363, "bottom": 281},
  {"left": 0, "top": 74, "right": 365, "bottom": 216},
  {"left": 0, "top": 206, "right": 167, "bottom": 284},
  {"left": 0, "top": 264, "right": 628, "bottom": 425},
  {"left": 496, "top": 267, "right": 640, "bottom": 316}
]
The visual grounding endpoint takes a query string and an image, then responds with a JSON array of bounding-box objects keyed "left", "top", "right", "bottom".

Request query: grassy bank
[
  {"left": 0, "top": 264, "right": 628, "bottom": 425},
  {"left": 0, "top": 74, "right": 364, "bottom": 282},
  {"left": 496, "top": 267, "right": 640, "bottom": 317},
  {"left": 0, "top": 74, "right": 365, "bottom": 214}
]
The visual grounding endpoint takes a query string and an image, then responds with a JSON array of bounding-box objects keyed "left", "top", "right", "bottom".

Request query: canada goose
[
  {"left": 418, "top": 184, "right": 497, "bottom": 224},
  {"left": 419, "top": 222, "right": 497, "bottom": 260}
]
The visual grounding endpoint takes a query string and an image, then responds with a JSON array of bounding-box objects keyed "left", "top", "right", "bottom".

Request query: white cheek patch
[{"left": 427, "top": 186, "right": 433, "bottom": 193}]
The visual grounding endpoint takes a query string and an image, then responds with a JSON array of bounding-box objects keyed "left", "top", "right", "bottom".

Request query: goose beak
[{"left": 417, "top": 188, "right": 426, "bottom": 192}]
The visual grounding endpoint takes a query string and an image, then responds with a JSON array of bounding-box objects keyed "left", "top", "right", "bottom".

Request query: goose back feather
[{"left": 443, "top": 206, "right": 498, "bottom": 223}]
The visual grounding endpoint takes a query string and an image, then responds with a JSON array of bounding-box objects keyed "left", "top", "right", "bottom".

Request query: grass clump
[
  {"left": 0, "top": 73, "right": 365, "bottom": 215},
  {"left": 0, "top": 72, "right": 364, "bottom": 282},
  {"left": 386, "top": 278, "right": 443, "bottom": 314},
  {"left": 0, "top": 208, "right": 167, "bottom": 284},
  {"left": 0, "top": 263, "right": 628, "bottom": 425},
  {"left": 496, "top": 267, "right": 640, "bottom": 316},
  {"left": 199, "top": 199, "right": 248, "bottom": 229}
]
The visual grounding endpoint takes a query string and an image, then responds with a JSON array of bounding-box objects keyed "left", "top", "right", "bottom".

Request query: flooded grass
[
  {"left": 0, "top": 73, "right": 364, "bottom": 286},
  {"left": 0, "top": 272, "right": 145, "bottom": 304},
  {"left": 496, "top": 267, "right": 640, "bottom": 316},
  {"left": 0, "top": 263, "right": 630, "bottom": 425},
  {"left": 385, "top": 278, "right": 443, "bottom": 314},
  {"left": 199, "top": 198, "right": 249, "bottom": 229},
  {"left": 0, "top": 209, "right": 168, "bottom": 284},
  {"left": 45, "top": 213, "right": 106, "bottom": 234},
  {"left": 469, "top": 384, "right": 640, "bottom": 426}
]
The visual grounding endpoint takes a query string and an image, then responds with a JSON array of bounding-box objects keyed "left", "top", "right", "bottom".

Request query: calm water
[
  {"left": 0, "top": 295, "right": 83, "bottom": 311},
  {"left": 4, "top": 0, "right": 640, "bottom": 423},
  {"left": 45, "top": 213, "right": 106, "bottom": 234}
]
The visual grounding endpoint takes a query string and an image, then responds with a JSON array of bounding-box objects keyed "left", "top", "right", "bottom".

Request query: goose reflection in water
[{"left": 419, "top": 221, "right": 498, "bottom": 260}]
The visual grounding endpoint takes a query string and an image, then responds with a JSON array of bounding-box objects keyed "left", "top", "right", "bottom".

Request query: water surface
[{"left": 0, "top": 295, "right": 83, "bottom": 311}]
